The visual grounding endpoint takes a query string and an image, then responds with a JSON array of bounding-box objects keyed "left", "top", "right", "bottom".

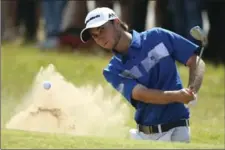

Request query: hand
[
  {"left": 186, "top": 87, "right": 198, "bottom": 107},
  {"left": 176, "top": 88, "right": 196, "bottom": 104},
  {"left": 188, "top": 85, "right": 197, "bottom": 94}
]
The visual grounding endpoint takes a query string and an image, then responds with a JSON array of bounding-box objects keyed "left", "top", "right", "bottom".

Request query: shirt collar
[
  {"left": 113, "top": 30, "right": 142, "bottom": 63},
  {"left": 129, "top": 30, "right": 142, "bottom": 49}
]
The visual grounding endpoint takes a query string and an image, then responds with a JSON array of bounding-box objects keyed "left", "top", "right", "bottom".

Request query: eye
[
  {"left": 100, "top": 26, "right": 105, "bottom": 33},
  {"left": 91, "top": 34, "right": 98, "bottom": 39}
]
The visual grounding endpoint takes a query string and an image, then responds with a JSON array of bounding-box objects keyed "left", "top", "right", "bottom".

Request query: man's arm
[
  {"left": 186, "top": 55, "right": 206, "bottom": 93},
  {"left": 132, "top": 84, "right": 195, "bottom": 104},
  {"left": 155, "top": 28, "right": 205, "bottom": 94},
  {"left": 103, "top": 68, "right": 195, "bottom": 105}
]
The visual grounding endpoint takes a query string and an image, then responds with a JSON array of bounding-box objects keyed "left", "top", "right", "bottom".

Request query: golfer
[{"left": 80, "top": 7, "right": 205, "bottom": 143}]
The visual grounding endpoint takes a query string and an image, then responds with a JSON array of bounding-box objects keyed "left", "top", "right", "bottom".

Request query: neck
[{"left": 114, "top": 31, "right": 132, "bottom": 54}]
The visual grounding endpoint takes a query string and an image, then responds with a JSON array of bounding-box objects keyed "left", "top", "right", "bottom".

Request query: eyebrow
[
  {"left": 96, "top": 27, "right": 101, "bottom": 31},
  {"left": 90, "top": 27, "right": 102, "bottom": 36}
]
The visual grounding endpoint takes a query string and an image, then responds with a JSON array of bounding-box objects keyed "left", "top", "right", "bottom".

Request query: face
[{"left": 89, "top": 20, "right": 122, "bottom": 50}]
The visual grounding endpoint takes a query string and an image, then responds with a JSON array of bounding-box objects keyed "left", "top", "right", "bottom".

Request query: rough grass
[{"left": 1, "top": 43, "right": 224, "bottom": 149}]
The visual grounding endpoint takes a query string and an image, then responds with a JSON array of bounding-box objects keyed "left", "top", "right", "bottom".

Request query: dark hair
[
  {"left": 120, "top": 21, "right": 129, "bottom": 31},
  {"left": 110, "top": 20, "right": 129, "bottom": 31}
]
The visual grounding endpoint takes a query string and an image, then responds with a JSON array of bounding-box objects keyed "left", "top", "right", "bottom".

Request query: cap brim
[{"left": 80, "top": 20, "right": 108, "bottom": 43}]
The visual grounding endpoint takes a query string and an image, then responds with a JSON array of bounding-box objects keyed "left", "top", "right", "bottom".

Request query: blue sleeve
[
  {"left": 103, "top": 67, "right": 138, "bottom": 106},
  {"left": 156, "top": 28, "right": 200, "bottom": 65}
]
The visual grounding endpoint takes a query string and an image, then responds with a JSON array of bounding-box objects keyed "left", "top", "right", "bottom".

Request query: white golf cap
[{"left": 80, "top": 7, "right": 119, "bottom": 43}]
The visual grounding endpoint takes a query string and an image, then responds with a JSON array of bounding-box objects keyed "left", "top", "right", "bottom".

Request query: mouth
[{"left": 104, "top": 41, "right": 108, "bottom": 46}]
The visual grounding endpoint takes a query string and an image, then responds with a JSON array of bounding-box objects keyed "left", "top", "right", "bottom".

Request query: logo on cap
[
  {"left": 86, "top": 14, "right": 100, "bottom": 24},
  {"left": 109, "top": 13, "right": 116, "bottom": 19}
]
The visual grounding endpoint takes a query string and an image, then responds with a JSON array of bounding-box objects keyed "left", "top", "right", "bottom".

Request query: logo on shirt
[{"left": 150, "top": 56, "right": 156, "bottom": 61}]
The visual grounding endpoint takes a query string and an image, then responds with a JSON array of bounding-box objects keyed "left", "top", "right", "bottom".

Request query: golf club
[
  {"left": 187, "top": 26, "right": 207, "bottom": 107},
  {"left": 190, "top": 26, "right": 208, "bottom": 66}
]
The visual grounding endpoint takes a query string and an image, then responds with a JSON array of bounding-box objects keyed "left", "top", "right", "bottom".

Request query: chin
[
  {"left": 103, "top": 44, "right": 113, "bottom": 50},
  {"left": 103, "top": 47, "right": 113, "bottom": 51}
]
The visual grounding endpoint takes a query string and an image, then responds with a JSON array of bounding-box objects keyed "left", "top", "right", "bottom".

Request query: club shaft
[{"left": 196, "top": 46, "right": 204, "bottom": 66}]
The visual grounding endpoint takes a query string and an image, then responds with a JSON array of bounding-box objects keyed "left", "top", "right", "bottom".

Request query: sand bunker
[{"left": 5, "top": 64, "right": 131, "bottom": 138}]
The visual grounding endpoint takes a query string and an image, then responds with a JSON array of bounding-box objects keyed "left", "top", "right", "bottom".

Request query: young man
[{"left": 80, "top": 7, "right": 205, "bottom": 143}]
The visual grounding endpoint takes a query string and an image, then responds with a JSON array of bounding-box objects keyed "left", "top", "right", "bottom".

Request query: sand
[{"left": 5, "top": 64, "right": 131, "bottom": 138}]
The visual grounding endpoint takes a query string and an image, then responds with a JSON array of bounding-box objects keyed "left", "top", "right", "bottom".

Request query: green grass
[
  {"left": 1, "top": 43, "right": 224, "bottom": 149},
  {"left": 2, "top": 129, "right": 224, "bottom": 149}
]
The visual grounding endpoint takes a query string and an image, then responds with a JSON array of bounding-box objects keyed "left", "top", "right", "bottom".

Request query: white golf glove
[
  {"left": 188, "top": 93, "right": 197, "bottom": 107},
  {"left": 182, "top": 88, "right": 198, "bottom": 107}
]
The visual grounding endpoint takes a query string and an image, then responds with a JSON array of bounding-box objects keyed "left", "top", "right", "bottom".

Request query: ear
[
  {"left": 113, "top": 19, "right": 120, "bottom": 28},
  {"left": 114, "top": 19, "right": 120, "bottom": 23}
]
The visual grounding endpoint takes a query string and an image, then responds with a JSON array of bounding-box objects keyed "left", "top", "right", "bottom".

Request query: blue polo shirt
[{"left": 103, "top": 27, "right": 199, "bottom": 126}]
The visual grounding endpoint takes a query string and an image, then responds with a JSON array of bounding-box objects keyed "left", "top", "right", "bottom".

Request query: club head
[
  {"left": 190, "top": 26, "right": 203, "bottom": 41},
  {"left": 190, "top": 26, "right": 207, "bottom": 46}
]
